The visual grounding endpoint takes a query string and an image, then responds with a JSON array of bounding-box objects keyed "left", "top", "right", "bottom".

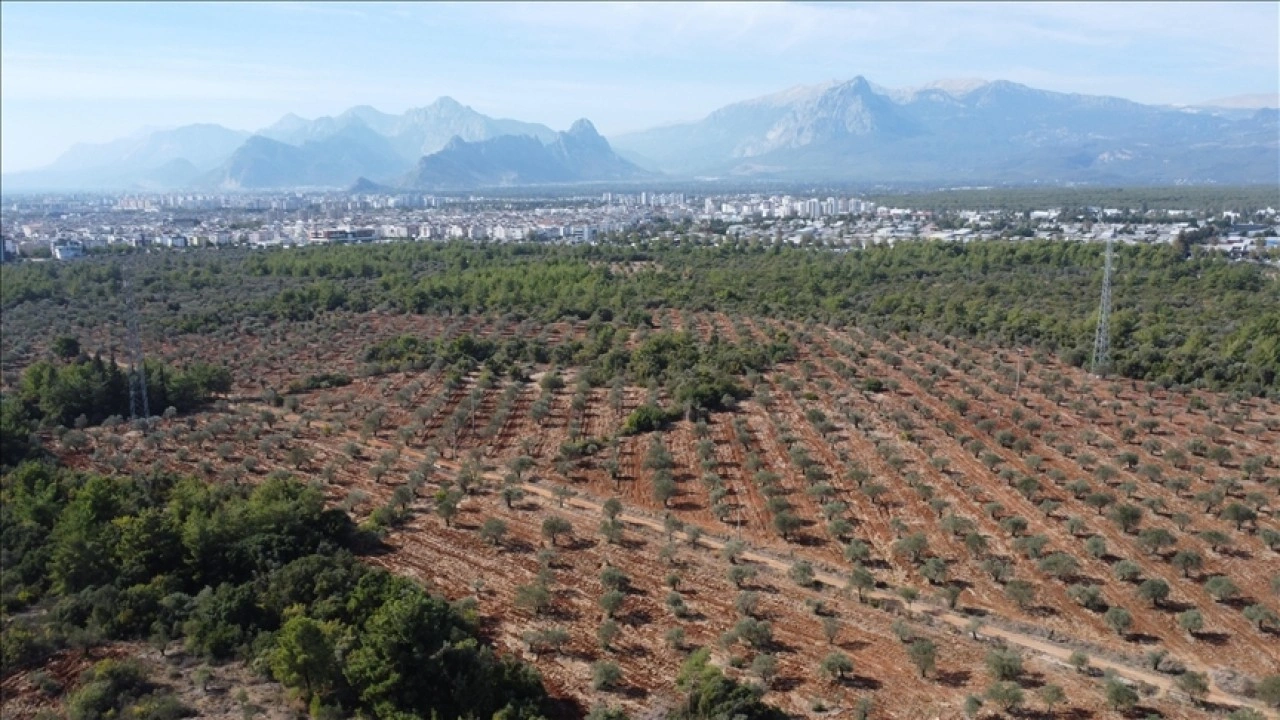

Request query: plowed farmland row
[{"left": 45, "top": 311, "right": 1279, "bottom": 719}]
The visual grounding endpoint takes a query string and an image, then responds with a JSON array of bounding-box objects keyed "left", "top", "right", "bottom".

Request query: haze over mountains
[{"left": 4, "top": 77, "right": 1277, "bottom": 192}]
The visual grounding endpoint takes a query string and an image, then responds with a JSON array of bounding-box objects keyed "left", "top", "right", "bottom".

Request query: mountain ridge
[
  {"left": 402, "top": 118, "right": 651, "bottom": 190},
  {"left": 611, "top": 77, "right": 1279, "bottom": 184},
  {"left": 5, "top": 78, "right": 1277, "bottom": 191}
]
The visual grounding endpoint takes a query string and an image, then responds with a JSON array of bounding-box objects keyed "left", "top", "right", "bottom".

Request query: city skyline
[{"left": 2, "top": 1, "right": 1277, "bottom": 174}]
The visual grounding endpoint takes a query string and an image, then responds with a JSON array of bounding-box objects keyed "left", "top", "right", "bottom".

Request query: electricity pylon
[
  {"left": 121, "top": 271, "right": 151, "bottom": 422},
  {"left": 1090, "top": 235, "right": 1113, "bottom": 377}
]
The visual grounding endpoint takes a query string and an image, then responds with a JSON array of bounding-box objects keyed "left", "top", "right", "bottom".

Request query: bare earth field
[{"left": 18, "top": 309, "right": 1280, "bottom": 719}]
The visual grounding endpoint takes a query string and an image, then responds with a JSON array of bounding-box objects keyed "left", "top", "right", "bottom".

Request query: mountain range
[
  {"left": 3, "top": 78, "right": 1277, "bottom": 191},
  {"left": 611, "top": 77, "right": 1279, "bottom": 184}
]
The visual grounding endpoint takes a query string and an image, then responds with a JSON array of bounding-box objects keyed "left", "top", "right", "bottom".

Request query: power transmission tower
[
  {"left": 1090, "top": 235, "right": 1114, "bottom": 377},
  {"left": 121, "top": 271, "right": 151, "bottom": 423}
]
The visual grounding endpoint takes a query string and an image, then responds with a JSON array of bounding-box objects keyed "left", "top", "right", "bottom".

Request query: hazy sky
[{"left": 2, "top": 1, "right": 1277, "bottom": 173}]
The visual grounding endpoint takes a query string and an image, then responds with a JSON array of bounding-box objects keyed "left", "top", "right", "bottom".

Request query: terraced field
[{"left": 44, "top": 309, "right": 1279, "bottom": 719}]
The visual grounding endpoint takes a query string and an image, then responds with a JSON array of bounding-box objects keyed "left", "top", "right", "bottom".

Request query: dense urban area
[{"left": 4, "top": 188, "right": 1279, "bottom": 262}]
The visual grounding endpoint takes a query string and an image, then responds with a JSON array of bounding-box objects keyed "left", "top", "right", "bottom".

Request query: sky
[{"left": 2, "top": 1, "right": 1277, "bottom": 173}]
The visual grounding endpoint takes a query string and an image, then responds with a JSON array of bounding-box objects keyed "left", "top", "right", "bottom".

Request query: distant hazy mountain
[
  {"left": 4, "top": 98, "right": 559, "bottom": 192},
  {"left": 612, "top": 77, "right": 1280, "bottom": 184},
  {"left": 259, "top": 97, "right": 557, "bottom": 164},
  {"left": 403, "top": 119, "right": 651, "bottom": 189},
  {"left": 3, "top": 124, "right": 250, "bottom": 191},
  {"left": 1196, "top": 93, "right": 1280, "bottom": 110},
  {"left": 203, "top": 121, "right": 410, "bottom": 190},
  {"left": 9, "top": 80, "right": 1276, "bottom": 192}
]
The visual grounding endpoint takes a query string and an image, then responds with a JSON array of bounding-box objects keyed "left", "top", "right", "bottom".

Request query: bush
[
  {"left": 66, "top": 659, "right": 167, "bottom": 720},
  {"left": 672, "top": 648, "right": 785, "bottom": 720},
  {"left": 819, "top": 652, "right": 853, "bottom": 681},
  {"left": 591, "top": 661, "right": 622, "bottom": 691},
  {"left": 621, "top": 404, "right": 678, "bottom": 435},
  {"left": 985, "top": 680, "right": 1024, "bottom": 712}
]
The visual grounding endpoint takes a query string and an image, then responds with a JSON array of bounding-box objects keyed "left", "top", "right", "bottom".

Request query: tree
[
  {"left": 478, "top": 518, "right": 507, "bottom": 547},
  {"left": 1243, "top": 604, "right": 1280, "bottom": 631},
  {"left": 514, "top": 582, "right": 551, "bottom": 615},
  {"left": 1137, "top": 578, "right": 1171, "bottom": 608},
  {"left": 52, "top": 335, "right": 81, "bottom": 359},
  {"left": 597, "top": 619, "right": 620, "bottom": 651},
  {"left": 1171, "top": 549, "right": 1204, "bottom": 578},
  {"left": 1104, "top": 676, "right": 1138, "bottom": 712},
  {"left": 734, "top": 590, "right": 760, "bottom": 618},
  {"left": 728, "top": 564, "right": 756, "bottom": 589},
  {"left": 1005, "top": 579, "right": 1037, "bottom": 611},
  {"left": 892, "top": 533, "right": 928, "bottom": 565},
  {"left": 507, "top": 455, "right": 534, "bottom": 482},
  {"left": 652, "top": 472, "right": 677, "bottom": 507},
  {"left": 586, "top": 705, "right": 629, "bottom": 720},
  {"left": 789, "top": 560, "right": 816, "bottom": 588},
  {"left": 1067, "top": 583, "right": 1106, "bottom": 612},
  {"left": 986, "top": 681, "right": 1024, "bottom": 712},
  {"left": 1138, "top": 527, "right": 1175, "bottom": 556},
  {"left": 1204, "top": 575, "right": 1240, "bottom": 603},
  {"left": 500, "top": 484, "right": 525, "bottom": 509},
  {"left": 524, "top": 627, "right": 570, "bottom": 657},
  {"left": 269, "top": 615, "right": 338, "bottom": 699},
  {"left": 751, "top": 653, "right": 778, "bottom": 688},
  {"left": 849, "top": 565, "right": 875, "bottom": 603},
  {"left": 434, "top": 489, "right": 462, "bottom": 528},
  {"left": 194, "top": 664, "right": 214, "bottom": 692},
  {"left": 591, "top": 661, "right": 622, "bottom": 691},
  {"left": 1221, "top": 502, "right": 1257, "bottom": 531},
  {"left": 722, "top": 539, "right": 745, "bottom": 564},
  {"left": 844, "top": 539, "right": 872, "bottom": 564},
  {"left": 772, "top": 511, "right": 802, "bottom": 540},
  {"left": 1178, "top": 609, "right": 1204, "bottom": 639},
  {"left": 921, "top": 557, "right": 949, "bottom": 585},
  {"left": 985, "top": 648, "right": 1023, "bottom": 681},
  {"left": 599, "top": 590, "right": 625, "bottom": 619},
  {"left": 287, "top": 445, "right": 312, "bottom": 470},
  {"left": 1201, "top": 529, "right": 1233, "bottom": 553},
  {"left": 1038, "top": 684, "right": 1066, "bottom": 713},
  {"left": 1085, "top": 535, "right": 1107, "bottom": 559},
  {"left": 729, "top": 618, "right": 772, "bottom": 650},
  {"left": 1038, "top": 552, "right": 1079, "bottom": 580},
  {"left": 1108, "top": 503, "right": 1143, "bottom": 533},
  {"left": 541, "top": 516, "right": 572, "bottom": 546},
  {"left": 1085, "top": 491, "right": 1115, "bottom": 514},
  {"left": 821, "top": 616, "right": 840, "bottom": 645},
  {"left": 908, "top": 639, "right": 937, "bottom": 679},
  {"left": 1114, "top": 559, "right": 1143, "bottom": 582},
  {"left": 1104, "top": 606, "right": 1133, "bottom": 636},
  {"left": 664, "top": 626, "right": 686, "bottom": 653},
  {"left": 599, "top": 518, "right": 624, "bottom": 545},
  {"left": 819, "top": 652, "right": 853, "bottom": 682},
  {"left": 1256, "top": 674, "right": 1280, "bottom": 707},
  {"left": 1176, "top": 671, "right": 1210, "bottom": 704}
]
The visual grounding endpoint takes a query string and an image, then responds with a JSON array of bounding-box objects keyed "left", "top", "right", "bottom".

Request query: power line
[{"left": 1091, "top": 234, "right": 1113, "bottom": 377}]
